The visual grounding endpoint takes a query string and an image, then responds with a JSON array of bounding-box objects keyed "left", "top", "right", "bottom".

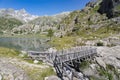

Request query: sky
[{"left": 0, "top": 0, "right": 90, "bottom": 16}]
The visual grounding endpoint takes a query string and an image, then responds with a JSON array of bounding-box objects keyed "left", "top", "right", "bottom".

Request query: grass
[
  {"left": 50, "top": 36, "right": 77, "bottom": 50},
  {"left": 79, "top": 61, "right": 119, "bottom": 80},
  {"left": 24, "top": 66, "right": 55, "bottom": 80},
  {"left": 0, "top": 33, "right": 47, "bottom": 38},
  {"left": 0, "top": 47, "right": 20, "bottom": 58},
  {"left": 24, "top": 58, "right": 43, "bottom": 64},
  {"left": 93, "top": 5, "right": 100, "bottom": 12},
  {"left": 89, "top": 76, "right": 105, "bottom": 80},
  {"left": 107, "top": 64, "right": 120, "bottom": 80},
  {"left": 115, "top": 4, "right": 120, "bottom": 10},
  {"left": 18, "top": 50, "right": 55, "bottom": 80},
  {"left": 50, "top": 27, "right": 114, "bottom": 49},
  {"left": 0, "top": 47, "right": 56, "bottom": 80},
  {"left": 74, "top": 26, "right": 110, "bottom": 40},
  {"left": 76, "top": 22, "right": 120, "bottom": 40},
  {"left": 96, "top": 65, "right": 118, "bottom": 80},
  {"left": 79, "top": 61, "right": 90, "bottom": 69},
  {"left": 97, "top": 67, "right": 109, "bottom": 77}
]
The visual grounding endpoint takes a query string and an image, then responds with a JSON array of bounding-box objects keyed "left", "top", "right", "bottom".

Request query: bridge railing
[
  {"left": 27, "top": 46, "right": 97, "bottom": 63},
  {"left": 55, "top": 48, "right": 97, "bottom": 63},
  {"left": 45, "top": 47, "right": 97, "bottom": 64}
]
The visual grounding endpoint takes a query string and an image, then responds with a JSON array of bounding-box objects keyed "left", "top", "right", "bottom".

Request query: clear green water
[{"left": 0, "top": 37, "right": 50, "bottom": 51}]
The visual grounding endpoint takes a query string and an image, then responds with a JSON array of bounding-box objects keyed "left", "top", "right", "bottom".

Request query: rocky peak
[
  {"left": 86, "top": 0, "right": 102, "bottom": 8},
  {"left": 0, "top": 8, "right": 38, "bottom": 22}
]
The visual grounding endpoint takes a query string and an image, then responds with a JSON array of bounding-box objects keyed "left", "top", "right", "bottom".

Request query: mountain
[
  {"left": 0, "top": 8, "right": 70, "bottom": 35},
  {"left": 1, "top": 0, "right": 120, "bottom": 37},
  {"left": 12, "top": 12, "right": 70, "bottom": 34},
  {"left": 57, "top": 0, "right": 120, "bottom": 38},
  {"left": 0, "top": 17, "right": 23, "bottom": 34},
  {"left": 0, "top": 1, "right": 120, "bottom": 80},
  {"left": 0, "top": 8, "right": 38, "bottom": 22}
]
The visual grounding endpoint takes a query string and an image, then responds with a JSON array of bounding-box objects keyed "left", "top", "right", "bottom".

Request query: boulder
[
  {"left": 96, "top": 57, "right": 106, "bottom": 69},
  {"left": 0, "top": 75, "right": 2, "bottom": 80},
  {"left": 21, "top": 51, "right": 27, "bottom": 54},
  {"left": 33, "top": 60, "right": 39, "bottom": 64},
  {"left": 45, "top": 75, "right": 61, "bottom": 80},
  {"left": 103, "top": 56, "right": 120, "bottom": 68},
  {"left": 19, "top": 51, "right": 27, "bottom": 57},
  {"left": 97, "top": 46, "right": 120, "bottom": 68},
  {"left": 90, "top": 64, "right": 97, "bottom": 70},
  {"left": 0, "top": 58, "right": 29, "bottom": 80}
]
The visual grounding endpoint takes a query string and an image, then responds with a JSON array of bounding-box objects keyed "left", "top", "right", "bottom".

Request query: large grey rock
[
  {"left": 45, "top": 76, "right": 61, "bottom": 80},
  {"left": 96, "top": 57, "right": 106, "bottom": 69},
  {"left": 83, "top": 68, "right": 95, "bottom": 76},
  {"left": 103, "top": 56, "right": 120, "bottom": 68},
  {"left": 97, "top": 46, "right": 120, "bottom": 68},
  {"left": 0, "top": 58, "right": 29, "bottom": 80},
  {"left": 0, "top": 75, "right": 2, "bottom": 80}
]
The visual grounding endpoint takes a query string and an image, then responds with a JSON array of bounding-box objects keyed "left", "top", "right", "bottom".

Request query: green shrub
[
  {"left": 0, "top": 30, "right": 3, "bottom": 34},
  {"left": 79, "top": 61, "right": 90, "bottom": 69},
  {"left": 96, "top": 42, "right": 104, "bottom": 46},
  {"left": 107, "top": 44, "right": 116, "bottom": 47}
]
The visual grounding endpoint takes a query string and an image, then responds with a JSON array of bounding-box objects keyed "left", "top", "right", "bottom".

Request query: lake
[{"left": 0, "top": 37, "right": 50, "bottom": 51}]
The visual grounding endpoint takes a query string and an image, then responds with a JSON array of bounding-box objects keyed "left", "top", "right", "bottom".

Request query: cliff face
[{"left": 98, "top": 0, "right": 120, "bottom": 18}]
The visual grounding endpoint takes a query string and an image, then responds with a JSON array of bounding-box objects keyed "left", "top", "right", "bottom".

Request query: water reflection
[{"left": 0, "top": 37, "right": 50, "bottom": 51}]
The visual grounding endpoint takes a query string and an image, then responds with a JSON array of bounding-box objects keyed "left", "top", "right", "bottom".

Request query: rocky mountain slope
[
  {"left": 58, "top": 0, "right": 120, "bottom": 39},
  {"left": 9, "top": 0, "right": 120, "bottom": 38},
  {"left": 0, "top": 17, "right": 23, "bottom": 34},
  {"left": 12, "top": 12, "right": 70, "bottom": 34},
  {"left": 0, "top": 0, "right": 120, "bottom": 38},
  {"left": 0, "top": 9, "right": 39, "bottom": 35}
]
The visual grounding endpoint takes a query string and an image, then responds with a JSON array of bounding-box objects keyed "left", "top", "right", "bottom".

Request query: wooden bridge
[{"left": 27, "top": 46, "right": 97, "bottom": 80}]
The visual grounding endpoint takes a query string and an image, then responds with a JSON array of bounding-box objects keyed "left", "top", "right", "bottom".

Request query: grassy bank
[
  {"left": 0, "top": 33, "right": 47, "bottom": 38},
  {"left": 0, "top": 47, "right": 20, "bottom": 58},
  {"left": 0, "top": 47, "right": 55, "bottom": 80},
  {"left": 50, "top": 36, "right": 77, "bottom": 50},
  {"left": 24, "top": 66, "right": 55, "bottom": 80}
]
